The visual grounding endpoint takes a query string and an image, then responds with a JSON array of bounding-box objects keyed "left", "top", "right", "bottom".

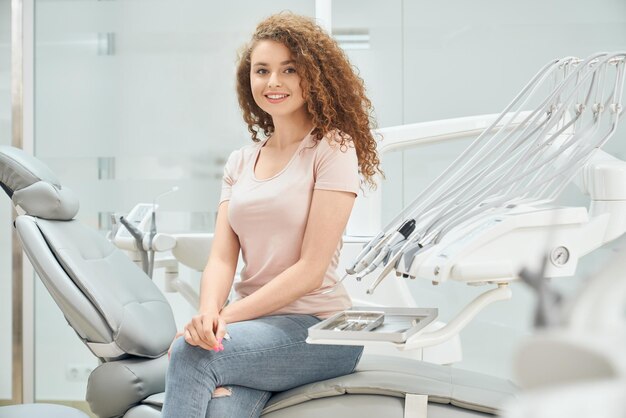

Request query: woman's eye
[
  {"left": 255, "top": 68, "right": 268, "bottom": 75},
  {"left": 284, "top": 67, "right": 296, "bottom": 74}
]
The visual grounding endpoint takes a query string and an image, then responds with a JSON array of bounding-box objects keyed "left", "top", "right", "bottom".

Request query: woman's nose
[{"left": 268, "top": 72, "right": 282, "bottom": 88}]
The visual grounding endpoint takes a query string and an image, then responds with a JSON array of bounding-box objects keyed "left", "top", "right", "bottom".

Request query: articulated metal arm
[{"left": 348, "top": 53, "right": 626, "bottom": 295}]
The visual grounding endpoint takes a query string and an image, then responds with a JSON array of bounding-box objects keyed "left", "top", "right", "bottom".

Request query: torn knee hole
[{"left": 212, "top": 386, "right": 232, "bottom": 398}]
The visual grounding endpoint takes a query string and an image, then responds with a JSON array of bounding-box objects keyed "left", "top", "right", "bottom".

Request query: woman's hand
[{"left": 183, "top": 311, "right": 228, "bottom": 352}]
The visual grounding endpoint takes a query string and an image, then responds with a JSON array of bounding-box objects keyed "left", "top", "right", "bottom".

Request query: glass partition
[
  {"left": 0, "top": 0, "right": 13, "bottom": 405},
  {"left": 332, "top": 0, "right": 405, "bottom": 223},
  {"left": 32, "top": 0, "right": 314, "bottom": 408}
]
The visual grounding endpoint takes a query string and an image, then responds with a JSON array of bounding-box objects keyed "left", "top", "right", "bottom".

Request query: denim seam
[{"left": 249, "top": 391, "right": 271, "bottom": 418}]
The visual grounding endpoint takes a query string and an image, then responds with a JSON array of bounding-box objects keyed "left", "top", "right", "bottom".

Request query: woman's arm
[
  {"left": 220, "top": 189, "right": 355, "bottom": 324},
  {"left": 199, "top": 201, "right": 240, "bottom": 313},
  {"left": 184, "top": 201, "right": 240, "bottom": 350}
]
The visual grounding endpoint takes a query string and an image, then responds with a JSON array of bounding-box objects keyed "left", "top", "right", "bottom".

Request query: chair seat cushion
[{"left": 139, "top": 355, "right": 517, "bottom": 415}]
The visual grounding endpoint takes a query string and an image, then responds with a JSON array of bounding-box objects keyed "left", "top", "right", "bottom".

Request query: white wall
[{"left": 0, "top": 0, "right": 13, "bottom": 401}]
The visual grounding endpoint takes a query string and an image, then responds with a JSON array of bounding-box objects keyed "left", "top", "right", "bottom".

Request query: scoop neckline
[{"left": 251, "top": 130, "right": 313, "bottom": 182}]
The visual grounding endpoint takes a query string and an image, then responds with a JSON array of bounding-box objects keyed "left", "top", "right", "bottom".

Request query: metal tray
[
  {"left": 320, "top": 311, "right": 385, "bottom": 332},
  {"left": 308, "top": 306, "right": 438, "bottom": 344}
]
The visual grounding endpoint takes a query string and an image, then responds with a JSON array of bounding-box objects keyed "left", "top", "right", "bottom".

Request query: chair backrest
[{"left": 0, "top": 146, "right": 176, "bottom": 360}]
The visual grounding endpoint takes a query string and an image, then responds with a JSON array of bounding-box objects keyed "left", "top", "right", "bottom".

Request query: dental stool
[{"left": 0, "top": 145, "right": 516, "bottom": 418}]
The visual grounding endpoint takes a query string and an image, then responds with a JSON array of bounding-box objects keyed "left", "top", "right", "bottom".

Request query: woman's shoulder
[
  {"left": 310, "top": 130, "right": 358, "bottom": 172},
  {"left": 227, "top": 141, "right": 263, "bottom": 163},
  {"left": 312, "top": 130, "right": 356, "bottom": 157},
  {"left": 310, "top": 129, "right": 361, "bottom": 192},
  {"left": 224, "top": 140, "right": 263, "bottom": 175}
]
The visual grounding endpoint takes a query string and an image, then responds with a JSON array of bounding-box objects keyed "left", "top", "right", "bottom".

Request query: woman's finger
[
  {"left": 214, "top": 318, "right": 227, "bottom": 342},
  {"left": 185, "top": 323, "right": 218, "bottom": 352},
  {"left": 185, "top": 326, "right": 201, "bottom": 346},
  {"left": 200, "top": 316, "right": 218, "bottom": 348},
  {"left": 183, "top": 329, "right": 195, "bottom": 345}
]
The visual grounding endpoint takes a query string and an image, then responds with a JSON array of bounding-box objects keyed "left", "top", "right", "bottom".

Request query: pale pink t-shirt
[{"left": 219, "top": 131, "right": 360, "bottom": 319}]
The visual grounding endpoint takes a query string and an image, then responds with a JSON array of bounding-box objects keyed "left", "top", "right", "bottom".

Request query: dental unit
[{"left": 306, "top": 53, "right": 626, "bottom": 352}]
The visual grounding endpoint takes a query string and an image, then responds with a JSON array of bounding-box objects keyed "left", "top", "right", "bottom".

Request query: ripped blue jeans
[{"left": 162, "top": 314, "right": 364, "bottom": 418}]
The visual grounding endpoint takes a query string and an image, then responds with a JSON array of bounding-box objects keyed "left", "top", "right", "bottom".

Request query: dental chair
[
  {"left": 0, "top": 145, "right": 516, "bottom": 418},
  {"left": 0, "top": 403, "right": 89, "bottom": 418}
]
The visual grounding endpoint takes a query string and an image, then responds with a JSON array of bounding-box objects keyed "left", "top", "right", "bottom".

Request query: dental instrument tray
[{"left": 308, "top": 307, "right": 438, "bottom": 343}]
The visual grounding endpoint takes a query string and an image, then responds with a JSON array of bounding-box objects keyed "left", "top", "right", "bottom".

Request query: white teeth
[{"left": 267, "top": 94, "right": 288, "bottom": 99}]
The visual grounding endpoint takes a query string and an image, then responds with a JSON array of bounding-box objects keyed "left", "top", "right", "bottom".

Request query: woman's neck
[{"left": 268, "top": 109, "right": 314, "bottom": 150}]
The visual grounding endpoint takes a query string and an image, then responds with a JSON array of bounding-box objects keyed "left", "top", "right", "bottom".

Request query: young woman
[{"left": 162, "top": 13, "right": 381, "bottom": 418}]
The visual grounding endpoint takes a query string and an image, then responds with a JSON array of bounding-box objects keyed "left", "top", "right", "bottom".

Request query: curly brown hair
[{"left": 236, "top": 13, "right": 382, "bottom": 189}]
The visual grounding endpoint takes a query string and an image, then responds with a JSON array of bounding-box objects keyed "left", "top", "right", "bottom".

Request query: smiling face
[{"left": 250, "top": 40, "right": 307, "bottom": 120}]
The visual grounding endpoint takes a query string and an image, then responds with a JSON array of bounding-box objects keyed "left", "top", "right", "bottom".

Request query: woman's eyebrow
[{"left": 252, "top": 60, "right": 295, "bottom": 67}]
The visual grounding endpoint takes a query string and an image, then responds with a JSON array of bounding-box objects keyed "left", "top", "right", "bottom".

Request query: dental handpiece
[
  {"left": 347, "top": 219, "right": 416, "bottom": 277},
  {"left": 321, "top": 233, "right": 395, "bottom": 295},
  {"left": 366, "top": 251, "right": 404, "bottom": 295},
  {"left": 357, "top": 219, "right": 417, "bottom": 280},
  {"left": 345, "top": 232, "right": 387, "bottom": 275},
  {"left": 320, "top": 245, "right": 386, "bottom": 295},
  {"left": 366, "top": 238, "right": 428, "bottom": 295},
  {"left": 119, "top": 216, "right": 149, "bottom": 274},
  {"left": 356, "top": 248, "right": 389, "bottom": 280},
  {"left": 364, "top": 219, "right": 417, "bottom": 294}
]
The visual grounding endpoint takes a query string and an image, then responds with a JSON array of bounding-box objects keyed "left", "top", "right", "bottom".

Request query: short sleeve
[
  {"left": 219, "top": 150, "right": 241, "bottom": 204},
  {"left": 313, "top": 137, "right": 361, "bottom": 196}
]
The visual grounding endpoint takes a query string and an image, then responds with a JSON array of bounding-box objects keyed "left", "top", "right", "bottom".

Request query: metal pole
[{"left": 11, "top": 0, "right": 24, "bottom": 405}]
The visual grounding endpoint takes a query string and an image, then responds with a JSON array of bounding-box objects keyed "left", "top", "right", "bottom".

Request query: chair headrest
[{"left": 0, "top": 146, "right": 79, "bottom": 220}]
